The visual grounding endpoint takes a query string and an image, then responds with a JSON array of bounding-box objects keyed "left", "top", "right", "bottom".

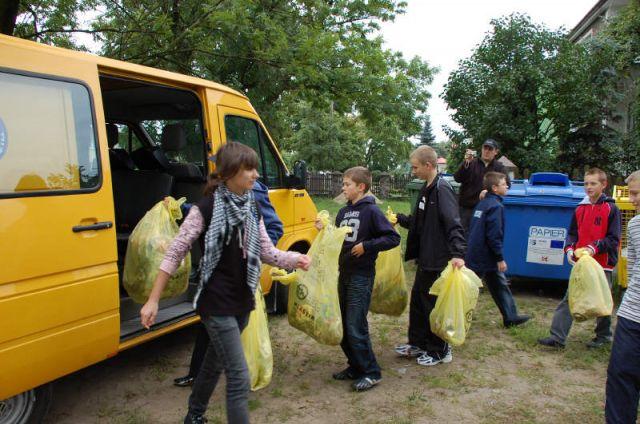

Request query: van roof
[{"left": 0, "top": 34, "right": 248, "bottom": 100}]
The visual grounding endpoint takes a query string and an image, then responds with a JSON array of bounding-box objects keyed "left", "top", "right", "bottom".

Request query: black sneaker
[
  {"left": 332, "top": 367, "right": 358, "bottom": 380},
  {"left": 184, "top": 413, "right": 207, "bottom": 424},
  {"left": 505, "top": 315, "right": 531, "bottom": 328},
  {"left": 538, "top": 337, "right": 565, "bottom": 349},
  {"left": 174, "top": 375, "right": 195, "bottom": 387},
  {"left": 586, "top": 337, "right": 612, "bottom": 349}
]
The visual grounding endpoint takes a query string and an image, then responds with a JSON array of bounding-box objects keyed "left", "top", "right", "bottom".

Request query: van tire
[
  {"left": 273, "top": 282, "right": 289, "bottom": 315},
  {"left": 0, "top": 383, "right": 53, "bottom": 424}
]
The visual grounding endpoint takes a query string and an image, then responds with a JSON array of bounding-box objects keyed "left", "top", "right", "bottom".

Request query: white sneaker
[
  {"left": 394, "top": 344, "right": 424, "bottom": 358},
  {"left": 416, "top": 347, "right": 453, "bottom": 366}
]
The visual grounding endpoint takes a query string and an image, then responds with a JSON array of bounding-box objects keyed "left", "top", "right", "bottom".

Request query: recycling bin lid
[{"left": 505, "top": 172, "right": 585, "bottom": 207}]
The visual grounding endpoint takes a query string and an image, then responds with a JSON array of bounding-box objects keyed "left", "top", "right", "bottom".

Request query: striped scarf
[{"left": 193, "top": 183, "right": 262, "bottom": 308}]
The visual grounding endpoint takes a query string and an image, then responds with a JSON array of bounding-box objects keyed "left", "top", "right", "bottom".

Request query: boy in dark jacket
[
  {"left": 465, "top": 172, "right": 529, "bottom": 327},
  {"left": 394, "top": 146, "right": 466, "bottom": 366},
  {"left": 539, "top": 168, "right": 621, "bottom": 349},
  {"left": 317, "top": 166, "right": 400, "bottom": 391}
]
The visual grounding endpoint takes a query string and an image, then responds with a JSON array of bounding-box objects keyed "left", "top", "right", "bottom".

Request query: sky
[{"left": 380, "top": 0, "right": 598, "bottom": 141}]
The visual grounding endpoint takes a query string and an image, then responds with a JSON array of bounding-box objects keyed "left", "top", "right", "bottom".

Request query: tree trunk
[{"left": 0, "top": 0, "right": 20, "bottom": 35}]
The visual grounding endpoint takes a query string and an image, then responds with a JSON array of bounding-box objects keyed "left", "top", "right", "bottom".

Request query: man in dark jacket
[
  {"left": 394, "top": 145, "right": 466, "bottom": 366},
  {"left": 454, "top": 139, "right": 511, "bottom": 232},
  {"left": 465, "top": 172, "right": 529, "bottom": 328}
]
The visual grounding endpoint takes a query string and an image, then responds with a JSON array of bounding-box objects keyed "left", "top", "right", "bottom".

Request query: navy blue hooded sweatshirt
[
  {"left": 335, "top": 195, "right": 401, "bottom": 276},
  {"left": 465, "top": 192, "right": 504, "bottom": 273}
]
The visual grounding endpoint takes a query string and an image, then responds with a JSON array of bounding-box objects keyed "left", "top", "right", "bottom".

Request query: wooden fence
[{"left": 305, "top": 172, "right": 413, "bottom": 199}]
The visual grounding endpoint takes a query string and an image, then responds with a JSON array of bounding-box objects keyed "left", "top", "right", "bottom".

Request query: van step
[{"left": 120, "top": 301, "right": 195, "bottom": 341}]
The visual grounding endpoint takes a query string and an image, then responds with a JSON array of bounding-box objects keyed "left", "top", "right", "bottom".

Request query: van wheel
[
  {"left": 273, "top": 282, "right": 289, "bottom": 315},
  {"left": 0, "top": 384, "right": 52, "bottom": 424}
]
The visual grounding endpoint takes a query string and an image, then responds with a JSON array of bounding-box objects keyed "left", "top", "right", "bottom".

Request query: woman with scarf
[{"left": 140, "top": 142, "right": 311, "bottom": 424}]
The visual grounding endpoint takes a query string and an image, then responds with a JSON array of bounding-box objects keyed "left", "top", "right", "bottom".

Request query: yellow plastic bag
[
  {"left": 123, "top": 197, "right": 191, "bottom": 303},
  {"left": 241, "top": 287, "right": 272, "bottom": 391},
  {"left": 271, "top": 210, "right": 351, "bottom": 345},
  {"left": 370, "top": 207, "right": 407, "bottom": 316},
  {"left": 429, "top": 263, "right": 483, "bottom": 346},
  {"left": 568, "top": 249, "right": 613, "bottom": 321}
]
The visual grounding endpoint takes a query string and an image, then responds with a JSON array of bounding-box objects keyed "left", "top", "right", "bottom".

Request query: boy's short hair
[
  {"left": 585, "top": 167, "right": 608, "bottom": 184},
  {"left": 626, "top": 170, "right": 640, "bottom": 184},
  {"left": 483, "top": 172, "right": 506, "bottom": 192},
  {"left": 344, "top": 166, "right": 372, "bottom": 192},
  {"left": 410, "top": 145, "right": 437, "bottom": 167}
]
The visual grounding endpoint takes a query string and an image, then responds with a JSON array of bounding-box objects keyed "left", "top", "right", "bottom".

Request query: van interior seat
[
  {"left": 160, "top": 123, "right": 204, "bottom": 179},
  {"left": 106, "top": 123, "right": 135, "bottom": 170},
  {"left": 160, "top": 123, "right": 206, "bottom": 203},
  {"left": 131, "top": 145, "right": 171, "bottom": 172}
]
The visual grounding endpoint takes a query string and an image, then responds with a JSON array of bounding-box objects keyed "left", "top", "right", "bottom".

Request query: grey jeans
[
  {"left": 187, "top": 313, "right": 251, "bottom": 424},
  {"left": 548, "top": 271, "right": 613, "bottom": 345}
]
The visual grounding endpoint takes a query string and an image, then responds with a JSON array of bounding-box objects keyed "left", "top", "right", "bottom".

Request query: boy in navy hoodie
[
  {"left": 316, "top": 166, "right": 400, "bottom": 391},
  {"left": 465, "top": 172, "right": 529, "bottom": 328}
]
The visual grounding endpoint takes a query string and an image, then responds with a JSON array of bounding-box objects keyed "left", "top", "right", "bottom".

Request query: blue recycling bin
[{"left": 503, "top": 173, "right": 585, "bottom": 281}]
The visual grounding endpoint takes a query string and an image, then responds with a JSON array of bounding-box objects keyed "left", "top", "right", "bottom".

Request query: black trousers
[{"left": 408, "top": 268, "right": 448, "bottom": 356}]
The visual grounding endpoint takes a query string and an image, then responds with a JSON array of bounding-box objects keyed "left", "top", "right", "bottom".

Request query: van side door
[{"left": 0, "top": 47, "right": 119, "bottom": 399}]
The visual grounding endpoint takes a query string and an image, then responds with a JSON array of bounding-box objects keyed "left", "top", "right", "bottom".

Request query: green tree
[
  {"left": 419, "top": 116, "right": 435, "bottom": 145},
  {"left": 443, "top": 13, "right": 623, "bottom": 177}
]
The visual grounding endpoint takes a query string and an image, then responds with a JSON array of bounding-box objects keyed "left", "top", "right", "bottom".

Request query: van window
[
  {"left": 0, "top": 72, "right": 99, "bottom": 195},
  {"left": 225, "top": 115, "right": 284, "bottom": 188},
  {"left": 112, "top": 123, "right": 143, "bottom": 153}
]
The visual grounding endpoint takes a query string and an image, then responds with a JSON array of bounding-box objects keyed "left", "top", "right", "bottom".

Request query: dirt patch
[{"left": 46, "top": 275, "right": 610, "bottom": 424}]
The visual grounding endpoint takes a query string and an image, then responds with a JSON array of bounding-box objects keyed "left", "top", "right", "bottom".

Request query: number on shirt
[{"left": 341, "top": 218, "right": 360, "bottom": 242}]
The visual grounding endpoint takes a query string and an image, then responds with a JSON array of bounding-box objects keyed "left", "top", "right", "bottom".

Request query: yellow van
[{"left": 0, "top": 34, "right": 317, "bottom": 423}]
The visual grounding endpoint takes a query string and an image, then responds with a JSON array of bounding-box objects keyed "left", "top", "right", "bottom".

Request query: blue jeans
[
  {"left": 606, "top": 316, "right": 640, "bottom": 424},
  {"left": 338, "top": 272, "right": 381, "bottom": 379},
  {"left": 187, "top": 313, "right": 250, "bottom": 424},
  {"left": 481, "top": 271, "right": 519, "bottom": 325}
]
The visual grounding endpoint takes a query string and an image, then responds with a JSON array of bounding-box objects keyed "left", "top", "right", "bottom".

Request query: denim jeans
[
  {"left": 606, "top": 316, "right": 640, "bottom": 424},
  {"left": 187, "top": 313, "right": 250, "bottom": 424},
  {"left": 482, "top": 271, "right": 519, "bottom": 325},
  {"left": 548, "top": 271, "right": 613, "bottom": 345},
  {"left": 338, "top": 272, "right": 381, "bottom": 379},
  {"left": 408, "top": 268, "right": 448, "bottom": 357}
]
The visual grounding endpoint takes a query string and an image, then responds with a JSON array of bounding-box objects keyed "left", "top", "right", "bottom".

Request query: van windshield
[{"left": 141, "top": 119, "right": 204, "bottom": 166}]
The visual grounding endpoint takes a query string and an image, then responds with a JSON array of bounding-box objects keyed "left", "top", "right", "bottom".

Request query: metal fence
[{"left": 305, "top": 172, "right": 413, "bottom": 199}]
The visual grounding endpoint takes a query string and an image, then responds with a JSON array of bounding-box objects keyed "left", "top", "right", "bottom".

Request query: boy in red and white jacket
[{"left": 539, "top": 168, "right": 621, "bottom": 349}]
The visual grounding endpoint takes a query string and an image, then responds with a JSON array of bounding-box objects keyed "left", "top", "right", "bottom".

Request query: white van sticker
[{"left": 526, "top": 226, "right": 566, "bottom": 266}]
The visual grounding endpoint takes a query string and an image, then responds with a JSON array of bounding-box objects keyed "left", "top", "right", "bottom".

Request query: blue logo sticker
[{"left": 0, "top": 118, "right": 7, "bottom": 159}]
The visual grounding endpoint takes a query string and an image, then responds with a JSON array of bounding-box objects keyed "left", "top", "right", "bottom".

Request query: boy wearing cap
[{"left": 454, "top": 138, "right": 511, "bottom": 232}]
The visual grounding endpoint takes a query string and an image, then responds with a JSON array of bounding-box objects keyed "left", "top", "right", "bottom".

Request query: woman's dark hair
[{"left": 203, "top": 142, "right": 259, "bottom": 195}]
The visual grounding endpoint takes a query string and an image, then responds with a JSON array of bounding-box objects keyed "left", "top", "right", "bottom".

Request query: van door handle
[{"left": 72, "top": 221, "right": 113, "bottom": 233}]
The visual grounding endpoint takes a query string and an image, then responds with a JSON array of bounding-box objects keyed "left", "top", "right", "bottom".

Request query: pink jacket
[{"left": 159, "top": 206, "right": 301, "bottom": 275}]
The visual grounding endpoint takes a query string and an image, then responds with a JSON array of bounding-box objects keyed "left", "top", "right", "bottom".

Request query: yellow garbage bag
[
  {"left": 271, "top": 210, "right": 351, "bottom": 345},
  {"left": 429, "top": 263, "right": 483, "bottom": 346},
  {"left": 568, "top": 248, "right": 613, "bottom": 321},
  {"left": 370, "top": 207, "right": 407, "bottom": 316},
  {"left": 123, "top": 197, "right": 191, "bottom": 303},
  {"left": 241, "top": 287, "right": 272, "bottom": 391}
]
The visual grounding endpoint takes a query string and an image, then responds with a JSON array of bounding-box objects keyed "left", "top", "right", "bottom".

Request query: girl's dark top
[{"left": 195, "top": 194, "right": 254, "bottom": 317}]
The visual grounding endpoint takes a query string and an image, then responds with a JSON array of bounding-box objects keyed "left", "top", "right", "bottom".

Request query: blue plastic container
[{"left": 503, "top": 173, "right": 585, "bottom": 281}]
